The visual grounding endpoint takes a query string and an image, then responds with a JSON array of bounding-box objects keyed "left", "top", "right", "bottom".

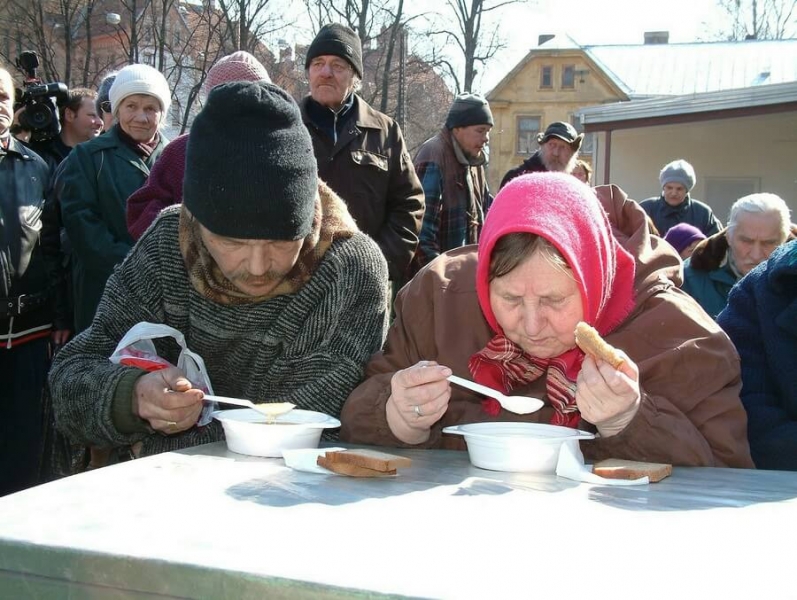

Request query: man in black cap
[
  {"left": 301, "top": 23, "right": 424, "bottom": 285},
  {"left": 49, "top": 81, "right": 389, "bottom": 458},
  {"left": 410, "top": 93, "right": 494, "bottom": 273},
  {"left": 499, "top": 121, "right": 584, "bottom": 189}
]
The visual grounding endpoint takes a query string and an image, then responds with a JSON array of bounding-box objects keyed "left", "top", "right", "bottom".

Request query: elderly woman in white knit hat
[
  {"left": 58, "top": 63, "right": 171, "bottom": 335},
  {"left": 640, "top": 158, "right": 722, "bottom": 237}
]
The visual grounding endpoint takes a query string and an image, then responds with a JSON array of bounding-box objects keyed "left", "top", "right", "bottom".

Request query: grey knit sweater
[{"left": 49, "top": 207, "right": 389, "bottom": 456}]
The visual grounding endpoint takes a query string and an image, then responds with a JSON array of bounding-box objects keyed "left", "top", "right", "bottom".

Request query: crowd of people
[{"left": 1, "top": 23, "right": 794, "bottom": 497}]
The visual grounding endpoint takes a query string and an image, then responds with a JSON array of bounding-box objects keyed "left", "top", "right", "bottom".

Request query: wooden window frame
[
  {"left": 540, "top": 65, "right": 553, "bottom": 89},
  {"left": 516, "top": 115, "right": 542, "bottom": 155}
]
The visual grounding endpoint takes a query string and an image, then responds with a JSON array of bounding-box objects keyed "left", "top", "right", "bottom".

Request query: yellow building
[{"left": 486, "top": 33, "right": 797, "bottom": 206}]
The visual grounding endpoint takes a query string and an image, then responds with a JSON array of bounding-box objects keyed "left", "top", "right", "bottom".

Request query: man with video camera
[
  {"left": 0, "top": 66, "right": 61, "bottom": 496},
  {"left": 26, "top": 87, "right": 103, "bottom": 171}
]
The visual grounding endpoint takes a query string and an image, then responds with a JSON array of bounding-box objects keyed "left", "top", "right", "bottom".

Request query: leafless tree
[
  {"left": 0, "top": 0, "right": 62, "bottom": 82},
  {"left": 426, "top": 0, "right": 520, "bottom": 93},
  {"left": 717, "top": 0, "right": 797, "bottom": 39},
  {"left": 216, "top": 0, "right": 282, "bottom": 53}
]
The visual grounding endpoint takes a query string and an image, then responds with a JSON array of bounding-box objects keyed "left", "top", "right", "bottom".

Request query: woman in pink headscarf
[{"left": 341, "top": 172, "right": 753, "bottom": 467}]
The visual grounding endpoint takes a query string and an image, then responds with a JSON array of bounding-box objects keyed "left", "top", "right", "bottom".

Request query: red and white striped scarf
[{"left": 469, "top": 334, "right": 582, "bottom": 426}]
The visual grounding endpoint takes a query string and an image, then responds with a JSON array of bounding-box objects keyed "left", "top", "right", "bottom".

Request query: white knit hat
[{"left": 109, "top": 63, "right": 171, "bottom": 120}]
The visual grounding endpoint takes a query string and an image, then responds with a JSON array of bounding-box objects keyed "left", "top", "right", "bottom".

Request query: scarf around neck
[
  {"left": 117, "top": 124, "right": 160, "bottom": 158},
  {"left": 468, "top": 173, "right": 636, "bottom": 425},
  {"left": 178, "top": 181, "right": 358, "bottom": 305}
]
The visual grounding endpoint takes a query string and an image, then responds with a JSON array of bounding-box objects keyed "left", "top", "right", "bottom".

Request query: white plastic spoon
[
  {"left": 447, "top": 375, "right": 543, "bottom": 415},
  {"left": 200, "top": 393, "right": 295, "bottom": 419}
]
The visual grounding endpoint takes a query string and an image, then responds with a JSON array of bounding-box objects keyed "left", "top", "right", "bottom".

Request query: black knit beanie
[
  {"left": 305, "top": 23, "right": 364, "bottom": 79},
  {"left": 445, "top": 93, "right": 494, "bottom": 129},
  {"left": 183, "top": 81, "right": 317, "bottom": 240}
]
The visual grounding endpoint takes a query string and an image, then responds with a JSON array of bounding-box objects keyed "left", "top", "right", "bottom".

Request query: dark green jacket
[
  {"left": 682, "top": 259, "right": 737, "bottom": 319},
  {"left": 58, "top": 125, "right": 166, "bottom": 332}
]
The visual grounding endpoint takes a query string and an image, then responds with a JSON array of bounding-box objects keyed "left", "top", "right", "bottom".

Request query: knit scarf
[
  {"left": 117, "top": 125, "right": 160, "bottom": 159},
  {"left": 179, "top": 181, "right": 358, "bottom": 305},
  {"left": 469, "top": 173, "right": 636, "bottom": 426},
  {"left": 450, "top": 132, "right": 487, "bottom": 245}
]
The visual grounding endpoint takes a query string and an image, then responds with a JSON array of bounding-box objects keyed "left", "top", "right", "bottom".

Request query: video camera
[{"left": 15, "top": 51, "right": 69, "bottom": 143}]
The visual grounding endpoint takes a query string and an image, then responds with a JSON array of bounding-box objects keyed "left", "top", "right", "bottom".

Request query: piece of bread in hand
[
  {"left": 574, "top": 321, "right": 625, "bottom": 368},
  {"left": 592, "top": 459, "right": 672, "bottom": 483},
  {"left": 317, "top": 455, "right": 396, "bottom": 477},
  {"left": 321, "top": 449, "right": 412, "bottom": 472}
]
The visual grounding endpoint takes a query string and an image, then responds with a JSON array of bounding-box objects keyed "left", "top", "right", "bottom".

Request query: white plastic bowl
[
  {"left": 214, "top": 408, "right": 341, "bottom": 458},
  {"left": 443, "top": 422, "right": 594, "bottom": 473}
]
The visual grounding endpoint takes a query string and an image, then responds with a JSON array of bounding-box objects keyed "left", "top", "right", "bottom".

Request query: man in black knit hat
[
  {"left": 49, "top": 81, "right": 389, "bottom": 458},
  {"left": 301, "top": 23, "right": 424, "bottom": 286},
  {"left": 410, "top": 93, "right": 494, "bottom": 274}
]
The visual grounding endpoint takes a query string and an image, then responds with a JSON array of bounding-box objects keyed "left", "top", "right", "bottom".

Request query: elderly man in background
[
  {"left": 499, "top": 121, "right": 583, "bottom": 189},
  {"left": 49, "top": 81, "right": 388, "bottom": 459},
  {"left": 0, "top": 68, "right": 60, "bottom": 495},
  {"left": 410, "top": 93, "right": 493, "bottom": 274},
  {"left": 127, "top": 51, "right": 270, "bottom": 240},
  {"left": 300, "top": 23, "right": 424, "bottom": 285},
  {"left": 683, "top": 192, "right": 791, "bottom": 319},
  {"left": 640, "top": 159, "right": 722, "bottom": 236}
]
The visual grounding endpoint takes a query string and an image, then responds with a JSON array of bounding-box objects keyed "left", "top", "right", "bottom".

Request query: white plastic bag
[{"left": 109, "top": 322, "right": 216, "bottom": 426}]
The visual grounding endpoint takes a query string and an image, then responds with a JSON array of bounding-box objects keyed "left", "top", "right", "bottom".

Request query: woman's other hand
[{"left": 576, "top": 351, "right": 641, "bottom": 437}]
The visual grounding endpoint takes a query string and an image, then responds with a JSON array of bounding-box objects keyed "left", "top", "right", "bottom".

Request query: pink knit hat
[{"left": 203, "top": 51, "right": 271, "bottom": 94}]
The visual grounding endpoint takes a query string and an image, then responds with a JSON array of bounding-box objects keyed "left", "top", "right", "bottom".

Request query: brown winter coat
[
  {"left": 300, "top": 94, "right": 424, "bottom": 281},
  {"left": 340, "top": 185, "right": 754, "bottom": 468}
]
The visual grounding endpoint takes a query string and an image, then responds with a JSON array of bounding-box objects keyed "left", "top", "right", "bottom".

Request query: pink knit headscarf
[{"left": 470, "top": 172, "right": 636, "bottom": 424}]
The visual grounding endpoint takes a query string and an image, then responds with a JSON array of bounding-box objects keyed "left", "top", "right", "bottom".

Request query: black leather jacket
[{"left": 0, "top": 137, "right": 56, "bottom": 346}]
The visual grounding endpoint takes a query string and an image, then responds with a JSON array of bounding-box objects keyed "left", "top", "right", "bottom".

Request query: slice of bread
[
  {"left": 317, "top": 455, "right": 396, "bottom": 477},
  {"left": 321, "top": 449, "right": 412, "bottom": 472},
  {"left": 592, "top": 459, "right": 672, "bottom": 483}
]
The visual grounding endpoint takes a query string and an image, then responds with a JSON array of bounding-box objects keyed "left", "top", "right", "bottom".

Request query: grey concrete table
[{"left": 1, "top": 442, "right": 797, "bottom": 599}]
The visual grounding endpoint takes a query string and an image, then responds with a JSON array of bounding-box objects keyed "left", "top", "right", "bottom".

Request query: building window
[
  {"left": 562, "top": 65, "right": 575, "bottom": 89},
  {"left": 569, "top": 115, "right": 592, "bottom": 156},
  {"left": 540, "top": 66, "right": 552, "bottom": 89},
  {"left": 516, "top": 116, "right": 541, "bottom": 155}
]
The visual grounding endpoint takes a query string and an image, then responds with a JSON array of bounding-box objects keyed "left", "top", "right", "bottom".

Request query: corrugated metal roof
[
  {"left": 578, "top": 80, "right": 797, "bottom": 124},
  {"left": 584, "top": 39, "right": 797, "bottom": 97}
]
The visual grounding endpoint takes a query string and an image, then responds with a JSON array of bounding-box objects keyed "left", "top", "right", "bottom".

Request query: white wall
[{"left": 592, "top": 111, "right": 797, "bottom": 224}]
